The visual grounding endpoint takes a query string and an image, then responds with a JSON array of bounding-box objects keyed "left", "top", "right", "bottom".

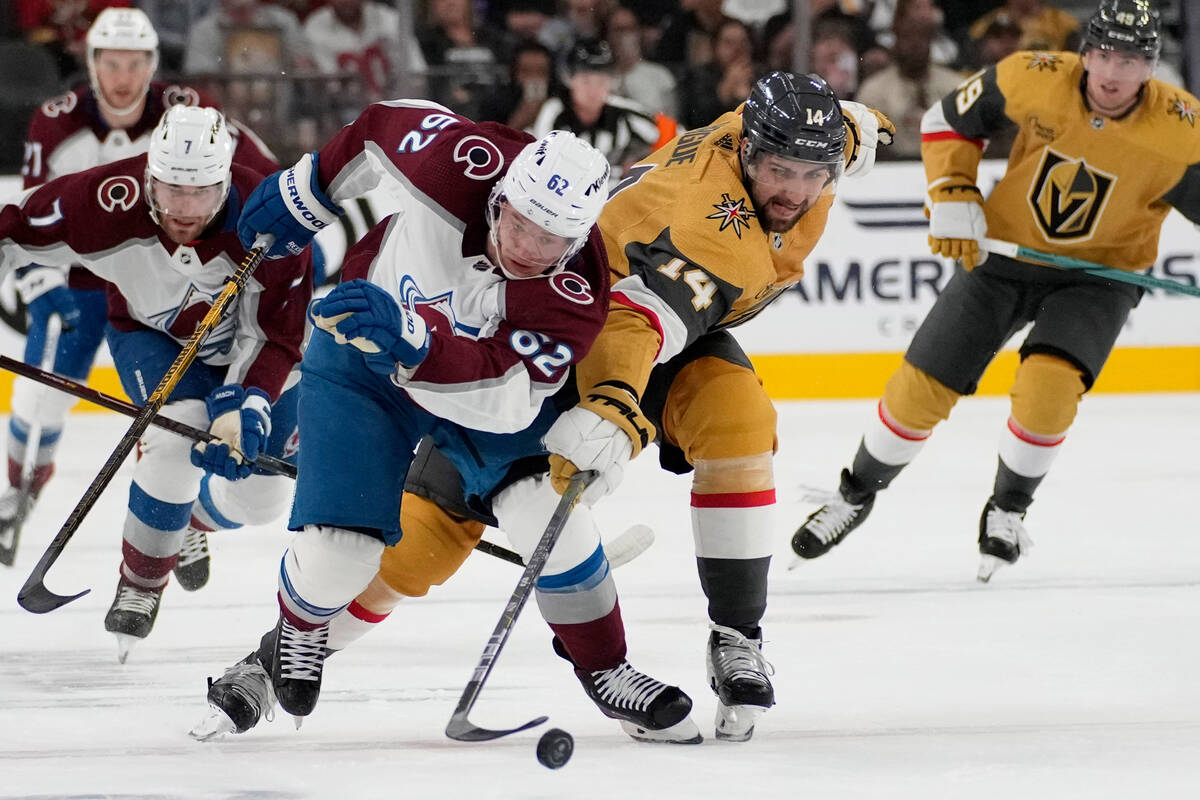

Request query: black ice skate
[
  {"left": 103, "top": 577, "right": 164, "bottom": 664},
  {"left": 173, "top": 522, "right": 211, "bottom": 592},
  {"left": 269, "top": 614, "right": 330, "bottom": 720},
  {"left": 706, "top": 624, "right": 775, "bottom": 742},
  {"left": 977, "top": 501, "right": 1034, "bottom": 583},
  {"left": 189, "top": 645, "right": 277, "bottom": 741},
  {"left": 556, "top": 637, "right": 701, "bottom": 743},
  {"left": 791, "top": 469, "right": 875, "bottom": 561}
]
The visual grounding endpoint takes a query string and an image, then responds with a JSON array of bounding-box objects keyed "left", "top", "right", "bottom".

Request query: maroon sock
[{"left": 548, "top": 600, "right": 628, "bottom": 671}]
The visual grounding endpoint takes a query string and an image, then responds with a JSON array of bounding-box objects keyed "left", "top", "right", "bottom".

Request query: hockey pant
[{"left": 108, "top": 327, "right": 297, "bottom": 589}]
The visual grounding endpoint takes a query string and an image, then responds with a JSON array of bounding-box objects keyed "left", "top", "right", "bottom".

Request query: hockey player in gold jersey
[
  {"left": 792, "top": 0, "right": 1200, "bottom": 581},
  {"left": 542, "top": 71, "right": 894, "bottom": 741}
]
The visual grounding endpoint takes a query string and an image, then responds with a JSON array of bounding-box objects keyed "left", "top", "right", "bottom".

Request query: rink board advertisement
[{"left": 2, "top": 161, "right": 1199, "bottom": 412}]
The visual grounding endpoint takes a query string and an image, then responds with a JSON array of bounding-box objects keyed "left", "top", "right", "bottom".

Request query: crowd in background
[{"left": 0, "top": 0, "right": 1191, "bottom": 170}]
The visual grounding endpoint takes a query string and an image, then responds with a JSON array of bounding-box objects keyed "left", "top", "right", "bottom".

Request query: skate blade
[
  {"left": 114, "top": 633, "right": 141, "bottom": 664},
  {"left": 976, "top": 554, "right": 1010, "bottom": 583},
  {"left": 714, "top": 703, "right": 766, "bottom": 742},
  {"left": 620, "top": 715, "right": 703, "bottom": 744},
  {"left": 292, "top": 715, "right": 305, "bottom": 731},
  {"left": 189, "top": 705, "right": 239, "bottom": 741}
]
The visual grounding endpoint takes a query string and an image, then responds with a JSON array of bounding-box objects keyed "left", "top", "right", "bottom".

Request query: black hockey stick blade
[
  {"left": 17, "top": 241, "right": 271, "bottom": 613},
  {"left": 444, "top": 470, "right": 593, "bottom": 742}
]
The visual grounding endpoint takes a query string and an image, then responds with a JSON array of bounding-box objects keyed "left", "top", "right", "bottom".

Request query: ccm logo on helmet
[{"left": 286, "top": 169, "right": 330, "bottom": 229}]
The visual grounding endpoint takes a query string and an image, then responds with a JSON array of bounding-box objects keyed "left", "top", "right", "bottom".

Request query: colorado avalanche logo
[
  {"left": 706, "top": 193, "right": 754, "bottom": 238},
  {"left": 453, "top": 135, "right": 504, "bottom": 180},
  {"left": 398, "top": 275, "right": 480, "bottom": 337},
  {"left": 40, "top": 92, "right": 78, "bottom": 118},
  {"left": 97, "top": 176, "right": 140, "bottom": 212},
  {"left": 283, "top": 428, "right": 300, "bottom": 459},
  {"left": 1168, "top": 96, "right": 1197, "bottom": 127},
  {"left": 550, "top": 271, "right": 594, "bottom": 305},
  {"left": 162, "top": 85, "right": 201, "bottom": 108},
  {"left": 149, "top": 283, "right": 238, "bottom": 358},
  {"left": 1023, "top": 52, "right": 1061, "bottom": 72}
]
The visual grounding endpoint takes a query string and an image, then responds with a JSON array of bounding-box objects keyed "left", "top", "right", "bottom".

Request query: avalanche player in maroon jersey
[
  {"left": 1, "top": 7, "right": 277, "bottom": 576},
  {"left": 0, "top": 106, "right": 311, "bottom": 662},
  {"left": 189, "top": 102, "right": 699, "bottom": 743}
]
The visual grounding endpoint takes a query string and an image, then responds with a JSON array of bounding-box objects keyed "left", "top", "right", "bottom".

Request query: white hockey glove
[
  {"left": 841, "top": 101, "right": 895, "bottom": 178},
  {"left": 927, "top": 181, "right": 988, "bottom": 270},
  {"left": 543, "top": 384, "right": 654, "bottom": 506}
]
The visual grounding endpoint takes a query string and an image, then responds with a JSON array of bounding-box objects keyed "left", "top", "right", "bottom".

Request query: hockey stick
[
  {"left": 0, "top": 353, "right": 297, "bottom": 478},
  {"left": 0, "top": 315, "right": 62, "bottom": 566},
  {"left": 17, "top": 239, "right": 273, "bottom": 614},
  {"left": 445, "top": 470, "right": 594, "bottom": 742},
  {"left": 0, "top": 352, "right": 541, "bottom": 571},
  {"left": 982, "top": 238, "right": 1200, "bottom": 298}
]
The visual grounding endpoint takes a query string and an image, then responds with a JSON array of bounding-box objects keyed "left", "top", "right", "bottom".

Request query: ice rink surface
[{"left": 2, "top": 395, "right": 1198, "bottom": 800}]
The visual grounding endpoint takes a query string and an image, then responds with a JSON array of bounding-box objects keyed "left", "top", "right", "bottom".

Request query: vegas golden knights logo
[{"left": 1028, "top": 148, "right": 1115, "bottom": 243}]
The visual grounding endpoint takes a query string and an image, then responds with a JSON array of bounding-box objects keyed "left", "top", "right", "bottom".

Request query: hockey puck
[{"left": 535, "top": 728, "right": 573, "bottom": 769}]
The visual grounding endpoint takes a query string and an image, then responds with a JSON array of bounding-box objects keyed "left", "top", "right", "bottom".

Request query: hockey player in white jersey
[
  {"left": 0, "top": 7, "right": 277, "bottom": 571},
  {"left": 0, "top": 106, "right": 311, "bottom": 661},
  {"left": 190, "top": 101, "right": 700, "bottom": 744}
]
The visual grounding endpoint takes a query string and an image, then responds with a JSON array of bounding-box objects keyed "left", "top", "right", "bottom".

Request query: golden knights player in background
[
  {"left": 792, "top": 0, "right": 1200, "bottom": 582},
  {"left": 542, "top": 72, "right": 894, "bottom": 741}
]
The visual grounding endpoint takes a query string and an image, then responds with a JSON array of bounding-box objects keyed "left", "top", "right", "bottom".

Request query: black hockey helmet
[
  {"left": 742, "top": 71, "right": 846, "bottom": 166},
  {"left": 1081, "top": 0, "right": 1161, "bottom": 60},
  {"left": 564, "top": 38, "right": 615, "bottom": 75}
]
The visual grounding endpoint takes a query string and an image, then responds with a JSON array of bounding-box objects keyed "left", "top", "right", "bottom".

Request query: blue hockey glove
[
  {"left": 16, "top": 266, "right": 81, "bottom": 329},
  {"left": 190, "top": 385, "right": 272, "bottom": 481},
  {"left": 238, "top": 152, "right": 342, "bottom": 259},
  {"left": 311, "top": 279, "right": 430, "bottom": 377}
]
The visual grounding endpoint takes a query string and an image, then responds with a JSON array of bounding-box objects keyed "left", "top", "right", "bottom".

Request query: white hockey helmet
[
  {"left": 487, "top": 130, "right": 611, "bottom": 278},
  {"left": 86, "top": 8, "right": 159, "bottom": 117},
  {"left": 144, "top": 106, "right": 234, "bottom": 226}
]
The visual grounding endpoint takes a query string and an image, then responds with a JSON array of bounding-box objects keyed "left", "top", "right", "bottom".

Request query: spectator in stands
[
  {"left": 528, "top": 37, "right": 659, "bottom": 181},
  {"left": 137, "top": 1, "right": 214, "bottom": 75},
  {"left": 303, "top": 0, "right": 425, "bottom": 100},
  {"left": 183, "top": 0, "right": 312, "bottom": 74},
  {"left": 491, "top": 0, "right": 556, "bottom": 45},
  {"left": 809, "top": 31, "right": 860, "bottom": 100},
  {"left": 970, "top": 11, "right": 1023, "bottom": 69},
  {"left": 17, "top": 0, "right": 130, "bottom": 80},
  {"left": 477, "top": 39, "right": 556, "bottom": 129},
  {"left": 538, "top": 0, "right": 614, "bottom": 56},
  {"left": 417, "top": 0, "right": 508, "bottom": 117},
  {"left": 652, "top": 0, "right": 726, "bottom": 67},
  {"left": 870, "top": 0, "right": 960, "bottom": 67},
  {"left": 606, "top": 4, "right": 677, "bottom": 118},
  {"left": 855, "top": 0, "right": 963, "bottom": 159},
  {"left": 677, "top": 16, "right": 755, "bottom": 130},
  {"left": 968, "top": 0, "right": 1081, "bottom": 53}
]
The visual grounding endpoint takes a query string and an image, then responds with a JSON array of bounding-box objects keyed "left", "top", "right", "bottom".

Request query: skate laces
[
  {"left": 0, "top": 486, "right": 29, "bottom": 520},
  {"left": 220, "top": 658, "right": 277, "bottom": 724},
  {"left": 801, "top": 493, "right": 863, "bottom": 544},
  {"left": 177, "top": 527, "right": 211, "bottom": 567},
  {"left": 709, "top": 624, "right": 775, "bottom": 684},
  {"left": 984, "top": 506, "right": 1035, "bottom": 553},
  {"left": 277, "top": 619, "right": 329, "bottom": 682},
  {"left": 112, "top": 583, "right": 160, "bottom": 615},
  {"left": 590, "top": 661, "right": 667, "bottom": 712}
]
